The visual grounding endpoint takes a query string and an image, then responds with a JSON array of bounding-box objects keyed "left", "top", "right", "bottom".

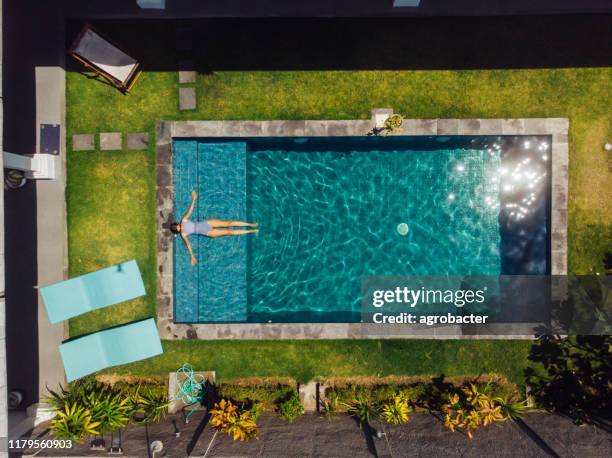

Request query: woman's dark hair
[{"left": 169, "top": 222, "right": 181, "bottom": 234}]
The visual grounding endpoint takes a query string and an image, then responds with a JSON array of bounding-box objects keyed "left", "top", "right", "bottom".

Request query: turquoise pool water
[{"left": 173, "top": 136, "right": 550, "bottom": 323}]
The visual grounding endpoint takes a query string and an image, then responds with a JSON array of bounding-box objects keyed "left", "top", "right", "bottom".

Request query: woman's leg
[
  {"left": 208, "top": 219, "right": 258, "bottom": 228},
  {"left": 208, "top": 229, "right": 259, "bottom": 238}
]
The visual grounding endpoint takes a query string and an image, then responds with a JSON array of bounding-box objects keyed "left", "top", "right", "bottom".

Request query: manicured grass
[
  {"left": 68, "top": 67, "right": 612, "bottom": 276},
  {"left": 66, "top": 150, "right": 156, "bottom": 336},
  {"left": 113, "top": 339, "right": 534, "bottom": 386},
  {"left": 66, "top": 19, "right": 611, "bottom": 383}
]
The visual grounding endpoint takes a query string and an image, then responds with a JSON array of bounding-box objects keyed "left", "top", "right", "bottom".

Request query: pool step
[
  {"left": 197, "top": 142, "right": 248, "bottom": 322},
  {"left": 173, "top": 141, "right": 248, "bottom": 323}
]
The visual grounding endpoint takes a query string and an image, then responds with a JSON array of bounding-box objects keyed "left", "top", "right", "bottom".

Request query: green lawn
[
  {"left": 66, "top": 21, "right": 611, "bottom": 384},
  {"left": 112, "top": 340, "right": 533, "bottom": 385}
]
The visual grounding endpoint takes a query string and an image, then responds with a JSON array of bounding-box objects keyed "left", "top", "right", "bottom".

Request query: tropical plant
[
  {"left": 248, "top": 402, "right": 264, "bottom": 422},
  {"left": 344, "top": 396, "right": 379, "bottom": 426},
  {"left": 127, "top": 384, "right": 169, "bottom": 424},
  {"left": 218, "top": 382, "right": 294, "bottom": 405},
  {"left": 379, "top": 394, "right": 412, "bottom": 425},
  {"left": 279, "top": 393, "right": 304, "bottom": 423},
  {"left": 321, "top": 392, "right": 339, "bottom": 418},
  {"left": 210, "top": 399, "right": 258, "bottom": 441},
  {"left": 442, "top": 383, "right": 505, "bottom": 439},
  {"left": 382, "top": 114, "right": 403, "bottom": 135},
  {"left": 81, "top": 390, "right": 130, "bottom": 433},
  {"left": 49, "top": 402, "right": 101, "bottom": 442},
  {"left": 45, "top": 377, "right": 102, "bottom": 411},
  {"left": 499, "top": 396, "right": 529, "bottom": 421}
]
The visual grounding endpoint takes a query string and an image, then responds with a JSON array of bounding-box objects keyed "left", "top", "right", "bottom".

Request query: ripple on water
[{"left": 246, "top": 144, "right": 503, "bottom": 321}]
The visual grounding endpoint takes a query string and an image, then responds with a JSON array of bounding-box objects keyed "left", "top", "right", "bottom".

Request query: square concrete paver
[
  {"left": 127, "top": 133, "right": 149, "bottom": 150},
  {"left": 178, "top": 60, "right": 196, "bottom": 83},
  {"left": 100, "top": 132, "right": 122, "bottom": 151},
  {"left": 72, "top": 134, "right": 94, "bottom": 151},
  {"left": 179, "top": 87, "right": 196, "bottom": 110}
]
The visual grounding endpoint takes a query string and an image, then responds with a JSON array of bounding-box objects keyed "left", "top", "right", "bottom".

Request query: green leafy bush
[
  {"left": 325, "top": 382, "right": 427, "bottom": 408},
  {"left": 321, "top": 392, "right": 339, "bottom": 418},
  {"left": 218, "top": 381, "right": 295, "bottom": 410},
  {"left": 344, "top": 396, "right": 379, "bottom": 425},
  {"left": 126, "top": 384, "right": 169, "bottom": 424},
  {"left": 210, "top": 399, "right": 259, "bottom": 441},
  {"left": 50, "top": 403, "right": 101, "bottom": 442},
  {"left": 248, "top": 402, "right": 264, "bottom": 422},
  {"left": 442, "top": 383, "right": 514, "bottom": 439},
  {"left": 379, "top": 394, "right": 412, "bottom": 425},
  {"left": 46, "top": 379, "right": 169, "bottom": 442},
  {"left": 81, "top": 390, "right": 130, "bottom": 433},
  {"left": 279, "top": 393, "right": 304, "bottom": 423}
]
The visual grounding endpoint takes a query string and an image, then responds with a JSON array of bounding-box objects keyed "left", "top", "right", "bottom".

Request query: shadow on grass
[{"left": 524, "top": 336, "right": 612, "bottom": 430}]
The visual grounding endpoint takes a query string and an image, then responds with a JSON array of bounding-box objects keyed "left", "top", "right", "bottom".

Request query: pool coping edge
[{"left": 155, "top": 113, "right": 569, "bottom": 340}]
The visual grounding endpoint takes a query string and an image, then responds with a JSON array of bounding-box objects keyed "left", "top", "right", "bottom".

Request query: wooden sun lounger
[{"left": 69, "top": 23, "right": 143, "bottom": 93}]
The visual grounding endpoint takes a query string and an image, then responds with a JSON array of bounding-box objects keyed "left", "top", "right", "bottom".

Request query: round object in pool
[{"left": 397, "top": 222, "right": 409, "bottom": 236}]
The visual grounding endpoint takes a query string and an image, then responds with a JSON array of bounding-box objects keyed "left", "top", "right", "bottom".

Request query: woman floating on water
[{"left": 171, "top": 191, "right": 258, "bottom": 265}]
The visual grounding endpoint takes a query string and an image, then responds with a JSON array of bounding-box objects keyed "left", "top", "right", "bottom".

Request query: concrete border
[{"left": 156, "top": 112, "right": 569, "bottom": 340}]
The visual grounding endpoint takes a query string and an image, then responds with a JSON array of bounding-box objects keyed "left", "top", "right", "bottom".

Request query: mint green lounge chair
[
  {"left": 59, "top": 318, "right": 163, "bottom": 382},
  {"left": 40, "top": 260, "right": 146, "bottom": 324}
]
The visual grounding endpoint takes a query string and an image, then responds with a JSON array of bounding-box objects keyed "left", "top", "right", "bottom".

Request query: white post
[{"left": 3, "top": 152, "right": 56, "bottom": 179}]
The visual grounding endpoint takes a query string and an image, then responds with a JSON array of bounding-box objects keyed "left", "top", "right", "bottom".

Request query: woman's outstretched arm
[
  {"left": 181, "top": 190, "right": 198, "bottom": 222},
  {"left": 181, "top": 234, "right": 197, "bottom": 265}
]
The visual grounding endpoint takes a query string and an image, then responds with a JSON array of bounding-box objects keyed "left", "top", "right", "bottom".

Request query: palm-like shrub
[
  {"left": 344, "top": 396, "right": 379, "bottom": 426},
  {"left": 46, "top": 378, "right": 168, "bottom": 442},
  {"left": 279, "top": 393, "right": 304, "bottom": 423},
  {"left": 210, "top": 399, "right": 258, "bottom": 441},
  {"left": 499, "top": 395, "right": 528, "bottom": 421},
  {"left": 50, "top": 403, "right": 101, "bottom": 442},
  {"left": 127, "top": 384, "right": 169, "bottom": 424},
  {"left": 321, "top": 392, "right": 339, "bottom": 418},
  {"left": 82, "top": 391, "right": 131, "bottom": 433},
  {"left": 379, "top": 394, "right": 412, "bottom": 425}
]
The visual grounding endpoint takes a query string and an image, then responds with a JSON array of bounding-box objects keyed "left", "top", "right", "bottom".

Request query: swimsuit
[{"left": 182, "top": 220, "right": 212, "bottom": 237}]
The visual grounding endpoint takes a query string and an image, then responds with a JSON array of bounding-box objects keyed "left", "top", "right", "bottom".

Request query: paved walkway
[{"left": 21, "top": 412, "right": 612, "bottom": 457}]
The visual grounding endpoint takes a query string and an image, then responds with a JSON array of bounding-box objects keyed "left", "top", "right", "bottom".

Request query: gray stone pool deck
[{"left": 156, "top": 112, "right": 568, "bottom": 340}]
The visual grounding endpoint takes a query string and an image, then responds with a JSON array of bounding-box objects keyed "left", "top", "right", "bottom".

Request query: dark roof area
[{"left": 61, "top": 0, "right": 612, "bottom": 18}]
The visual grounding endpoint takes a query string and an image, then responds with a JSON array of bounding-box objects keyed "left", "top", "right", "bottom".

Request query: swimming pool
[{"left": 173, "top": 136, "right": 550, "bottom": 324}]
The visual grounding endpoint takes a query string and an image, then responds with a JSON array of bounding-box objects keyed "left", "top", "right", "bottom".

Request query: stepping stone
[
  {"left": 72, "top": 134, "right": 95, "bottom": 151},
  {"left": 178, "top": 60, "right": 196, "bottom": 84},
  {"left": 175, "top": 27, "right": 193, "bottom": 52},
  {"left": 100, "top": 132, "right": 122, "bottom": 151},
  {"left": 127, "top": 133, "right": 149, "bottom": 150},
  {"left": 179, "top": 87, "right": 196, "bottom": 110}
]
